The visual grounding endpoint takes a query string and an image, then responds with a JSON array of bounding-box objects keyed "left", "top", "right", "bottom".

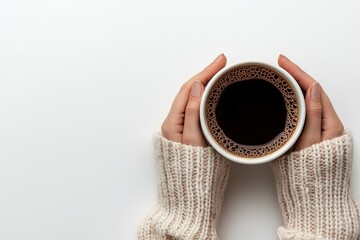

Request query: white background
[{"left": 1, "top": 0, "right": 359, "bottom": 239}]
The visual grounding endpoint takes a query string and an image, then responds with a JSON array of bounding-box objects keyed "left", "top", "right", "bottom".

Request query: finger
[
  {"left": 278, "top": 54, "right": 316, "bottom": 92},
  {"left": 168, "top": 53, "right": 227, "bottom": 118},
  {"left": 294, "top": 82, "right": 322, "bottom": 150},
  {"left": 161, "top": 117, "right": 183, "bottom": 143},
  {"left": 319, "top": 86, "right": 344, "bottom": 140},
  {"left": 189, "top": 53, "right": 227, "bottom": 86},
  {"left": 182, "top": 81, "right": 207, "bottom": 147}
]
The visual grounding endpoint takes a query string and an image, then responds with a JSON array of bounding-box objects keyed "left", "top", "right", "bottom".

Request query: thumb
[
  {"left": 294, "top": 82, "right": 322, "bottom": 150},
  {"left": 182, "top": 80, "right": 207, "bottom": 147}
]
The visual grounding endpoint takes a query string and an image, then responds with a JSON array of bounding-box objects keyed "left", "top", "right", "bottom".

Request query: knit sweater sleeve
[
  {"left": 138, "top": 133, "right": 230, "bottom": 240},
  {"left": 272, "top": 132, "right": 360, "bottom": 240}
]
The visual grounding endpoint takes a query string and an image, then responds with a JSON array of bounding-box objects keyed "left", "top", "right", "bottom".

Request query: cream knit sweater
[{"left": 138, "top": 133, "right": 360, "bottom": 239}]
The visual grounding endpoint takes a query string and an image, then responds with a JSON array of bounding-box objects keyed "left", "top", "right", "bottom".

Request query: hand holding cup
[
  {"left": 161, "top": 53, "right": 344, "bottom": 163},
  {"left": 278, "top": 55, "right": 344, "bottom": 150},
  {"left": 161, "top": 54, "right": 227, "bottom": 147}
]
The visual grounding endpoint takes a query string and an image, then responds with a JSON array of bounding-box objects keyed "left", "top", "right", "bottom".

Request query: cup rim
[{"left": 200, "top": 61, "right": 306, "bottom": 165}]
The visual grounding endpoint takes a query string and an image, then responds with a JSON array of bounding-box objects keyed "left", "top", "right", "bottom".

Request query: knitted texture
[
  {"left": 272, "top": 132, "right": 360, "bottom": 240},
  {"left": 138, "top": 134, "right": 230, "bottom": 240}
]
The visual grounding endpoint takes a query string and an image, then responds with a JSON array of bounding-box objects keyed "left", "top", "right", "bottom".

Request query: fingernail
[
  {"left": 279, "top": 54, "right": 289, "bottom": 61},
  {"left": 311, "top": 82, "right": 320, "bottom": 99},
  {"left": 191, "top": 80, "right": 201, "bottom": 97},
  {"left": 213, "top": 53, "right": 224, "bottom": 63}
]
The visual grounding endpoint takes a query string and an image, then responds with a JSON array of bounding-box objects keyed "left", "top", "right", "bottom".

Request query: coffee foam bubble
[{"left": 205, "top": 64, "right": 299, "bottom": 158}]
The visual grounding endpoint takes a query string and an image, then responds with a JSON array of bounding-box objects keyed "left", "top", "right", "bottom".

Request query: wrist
[
  {"left": 272, "top": 132, "right": 360, "bottom": 238},
  {"left": 149, "top": 133, "right": 230, "bottom": 238}
]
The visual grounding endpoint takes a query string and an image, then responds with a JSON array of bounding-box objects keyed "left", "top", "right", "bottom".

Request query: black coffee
[
  {"left": 216, "top": 79, "right": 287, "bottom": 145},
  {"left": 205, "top": 64, "right": 299, "bottom": 158}
]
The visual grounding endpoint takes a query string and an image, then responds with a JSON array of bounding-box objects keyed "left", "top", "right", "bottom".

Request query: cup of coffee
[{"left": 200, "top": 62, "right": 306, "bottom": 164}]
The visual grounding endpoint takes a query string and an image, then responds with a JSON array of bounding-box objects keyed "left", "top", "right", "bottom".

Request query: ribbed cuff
[
  {"left": 138, "top": 134, "right": 230, "bottom": 240},
  {"left": 272, "top": 132, "right": 360, "bottom": 239}
]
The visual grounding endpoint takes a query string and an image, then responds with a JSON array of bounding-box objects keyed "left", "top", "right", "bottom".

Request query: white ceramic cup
[{"left": 200, "top": 62, "right": 306, "bottom": 165}]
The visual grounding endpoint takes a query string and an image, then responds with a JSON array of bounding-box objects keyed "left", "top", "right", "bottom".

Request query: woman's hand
[
  {"left": 278, "top": 55, "right": 344, "bottom": 151},
  {"left": 161, "top": 54, "right": 227, "bottom": 147}
]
